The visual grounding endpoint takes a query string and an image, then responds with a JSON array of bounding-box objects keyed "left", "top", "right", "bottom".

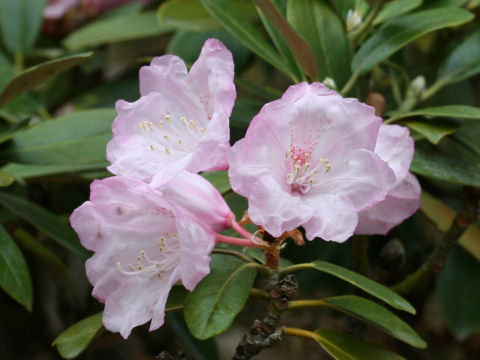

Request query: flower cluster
[{"left": 71, "top": 39, "right": 420, "bottom": 338}]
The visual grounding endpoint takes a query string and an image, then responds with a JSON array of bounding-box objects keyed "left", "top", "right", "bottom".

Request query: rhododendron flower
[
  {"left": 43, "top": 0, "right": 152, "bottom": 19},
  {"left": 356, "top": 124, "right": 421, "bottom": 235},
  {"left": 159, "top": 171, "right": 233, "bottom": 232},
  {"left": 228, "top": 82, "right": 395, "bottom": 242},
  {"left": 44, "top": 0, "right": 78, "bottom": 19},
  {"left": 107, "top": 39, "right": 236, "bottom": 186},
  {"left": 70, "top": 176, "right": 216, "bottom": 338}
]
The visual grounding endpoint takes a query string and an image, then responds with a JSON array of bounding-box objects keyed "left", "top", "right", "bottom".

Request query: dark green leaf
[
  {"left": 389, "top": 105, "right": 480, "bottom": 122},
  {"left": 53, "top": 313, "right": 103, "bottom": 359},
  {"left": 290, "top": 261, "right": 416, "bottom": 313},
  {"left": 437, "top": 30, "right": 480, "bottom": 85},
  {"left": 324, "top": 295, "right": 426, "bottom": 348},
  {"left": 352, "top": 8, "right": 474, "bottom": 74},
  {"left": 374, "top": 0, "right": 423, "bottom": 25},
  {"left": 411, "top": 148, "right": 480, "bottom": 186},
  {"left": 230, "top": 98, "right": 263, "bottom": 128},
  {"left": 0, "top": 170, "right": 14, "bottom": 187},
  {"left": 166, "top": 286, "right": 189, "bottom": 311},
  {"left": 184, "top": 254, "right": 257, "bottom": 339},
  {"left": 287, "top": 0, "right": 351, "bottom": 87},
  {"left": 436, "top": 247, "right": 480, "bottom": 340},
  {"left": 63, "top": 11, "right": 174, "bottom": 50},
  {"left": 0, "top": 0, "right": 46, "bottom": 55},
  {"left": 0, "top": 53, "right": 92, "bottom": 107},
  {"left": 314, "top": 329, "right": 406, "bottom": 360},
  {"left": 0, "top": 225, "right": 32, "bottom": 310},
  {"left": 404, "top": 119, "right": 460, "bottom": 144},
  {"left": 201, "top": 171, "right": 231, "bottom": 194},
  {"left": 199, "top": 0, "right": 295, "bottom": 78},
  {"left": 0, "top": 192, "right": 89, "bottom": 258},
  {"left": 0, "top": 118, "right": 29, "bottom": 144},
  {"left": 0, "top": 109, "right": 115, "bottom": 164}
]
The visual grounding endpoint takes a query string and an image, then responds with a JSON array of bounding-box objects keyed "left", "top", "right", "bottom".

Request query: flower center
[
  {"left": 285, "top": 149, "right": 331, "bottom": 193},
  {"left": 116, "top": 232, "right": 180, "bottom": 280},
  {"left": 138, "top": 114, "right": 206, "bottom": 156}
]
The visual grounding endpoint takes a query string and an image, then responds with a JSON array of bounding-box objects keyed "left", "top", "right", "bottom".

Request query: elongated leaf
[
  {"left": 0, "top": 170, "right": 14, "bottom": 187},
  {"left": 255, "top": 0, "right": 317, "bottom": 79},
  {"left": 389, "top": 105, "right": 480, "bottom": 122},
  {"left": 287, "top": 0, "right": 351, "bottom": 87},
  {"left": 199, "top": 0, "right": 295, "bottom": 78},
  {"left": 438, "top": 30, "right": 480, "bottom": 85},
  {"left": 404, "top": 119, "right": 460, "bottom": 144},
  {"left": 53, "top": 313, "right": 103, "bottom": 359},
  {"left": 0, "top": 118, "right": 29, "bottom": 144},
  {"left": 1, "top": 109, "right": 115, "bottom": 164},
  {"left": 0, "top": 192, "right": 89, "bottom": 258},
  {"left": 374, "top": 0, "right": 423, "bottom": 25},
  {"left": 0, "top": 0, "right": 46, "bottom": 56},
  {"left": 201, "top": 171, "right": 231, "bottom": 194},
  {"left": 352, "top": 8, "right": 474, "bottom": 74},
  {"left": 0, "top": 225, "right": 32, "bottom": 310},
  {"left": 230, "top": 98, "right": 263, "bottom": 128},
  {"left": 184, "top": 254, "right": 257, "bottom": 339},
  {"left": 324, "top": 295, "right": 426, "bottom": 348},
  {"left": 286, "top": 261, "right": 415, "bottom": 313},
  {"left": 420, "top": 191, "right": 480, "bottom": 261},
  {"left": 411, "top": 148, "right": 480, "bottom": 187},
  {"left": 63, "top": 12, "right": 173, "bottom": 50},
  {"left": 314, "top": 329, "right": 406, "bottom": 360},
  {"left": 0, "top": 53, "right": 92, "bottom": 107}
]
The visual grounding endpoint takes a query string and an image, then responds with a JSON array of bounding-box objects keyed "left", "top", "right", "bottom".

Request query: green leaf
[
  {"left": 290, "top": 261, "right": 416, "bottom": 314},
  {"left": 199, "top": 0, "right": 295, "bottom": 78},
  {"left": 0, "top": 0, "right": 46, "bottom": 56},
  {"left": 437, "top": 30, "right": 480, "bottom": 85},
  {"left": 411, "top": 148, "right": 480, "bottom": 187},
  {"left": 404, "top": 119, "right": 460, "bottom": 144},
  {"left": 287, "top": 0, "right": 351, "bottom": 87},
  {"left": 0, "top": 109, "right": 115, "bottom": 164},
  {"left": 436, "top": 247, "right": 480, "bottom": 341},
  {"left": 352, "top": 8, "right": 474, "bottom": 74},
  {"left": 0, "top": 53, "right": 93, "bottom": 107},
  {"left": 0, "top": 170, "right": 14, "bottom": 187},
  {"left": 0, "top": 225, "right": 32, "bottom": 311},
  {"left": 201, "top": 171, "right": 231, "bottom": 194},
  {"left": 323, "top": 295, "right": 426, "bottom": 348},
  {"left": 0, "top": 118, "right": 30, "bottom": 144},
  {"left": 255, "top": 0, "right": 317, "bottom": 79},
  {"left": 314, "top": 329, "right": 406, "bottom": 360},
  {"left": 53, "top": 313, "right": 103, "bottom": 359},
  {"left": 166, "top": 286, "right": 189, "bottom": 311},
  {"left": 230, "top": 98, "right": 263, "bottom": 128},
  {"left": 0, "top": 192, "right": 89, "bottom": 258},
  {"left": 389, "top": 105, "right": 480, "bottom": 122},
  {"left": 63, "top": 11, "right": 174, "bottom": 50},
  {"left": 184, "top": 254, "right": 257, "bottom": 339},
  {"left": 374, "top": 0, "right": 423, "bottom": 25}
]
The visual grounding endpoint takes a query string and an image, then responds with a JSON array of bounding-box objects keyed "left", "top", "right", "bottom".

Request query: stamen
[
  {"left": 165, "top": 114, "right": 171, "bottom": 123},
  {"left": 150, "top": 145, "right": 156, "bottom": 150},
  {"left": 178, "top": 139, "right": 184, "bottom": 145},
  {"left": 164, "top": 134, "right": 169, "bottom": 141},
  {"left": 165, "top": 147, "right": 171, "bottom": 154}
]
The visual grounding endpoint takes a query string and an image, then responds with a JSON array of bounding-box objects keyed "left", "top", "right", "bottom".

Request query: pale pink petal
[
  {"left": 44, "top": 0, "right": 79, "bottom": 19},
  {"left": 356, "top": 173, "right": 421, "bottom": 235},
  {"left": 139, "top": 55, "right": 188, "bottom": 97}
]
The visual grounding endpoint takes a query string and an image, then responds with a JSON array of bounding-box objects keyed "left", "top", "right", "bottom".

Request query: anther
[
  {"left": 164, "top": 134, "right": 169, "bottom": 141},
  {"left": 178, "top": 139, "right": 184, "bottom": 145},
  {"left": 165, "top": 147, "right": 171, "bottom": 154},
  {"left": 200, "top": 127, "right": 206, "bottom": 133},
  {"left": 165, "top": 114, "right": 171, "bottom": 123},
  {"left": 150, "top": 145, "right": 156, "bottom": 150}
]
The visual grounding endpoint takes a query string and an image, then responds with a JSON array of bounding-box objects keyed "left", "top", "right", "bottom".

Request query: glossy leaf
[
  {"left": 437, "top": 30, "right": 480, "bottom": 85},
  {"left": 255, "top": 0, "right": 317, "bottom": 79},
  {"left": 184, "top": 254, "right": 257, "bottom": 339},
  {"left": 0, "top": 0, "right": 46, "bottom": 55},
  {"left": 287, "top": 0, "right": 351, "bottom": 87},
  {"left": 63, "top": 12, "right": 173, "bottom": 50},
  {"left": 352, "top": 8, "right": 474, "bottom": 74},
  {"left": 411, "top": 148, "right": 480, "bottom": 187},
  {"left": 0, "top": 53, "right": 93, "bottom": 107},
  {"left": 0, "top": 225, "right": 33, "bottom": 311},
  {"left": 420, "top": 191, "right": 480, "bottom": 261},
  {"left": 374, "top": 0, "right": 423, "bottom": 25},
  {"left": 314, "top": 329, "right": 406, "bottom": 360},
  {"left": 199, "top": 0, "right": 295, "bottom": 78},
  {"left": 437, "top": 247, "right": 480, "bottom": 340},
  {"left": 230, "top": 98, "right": 263, "bottom": 128},
  {"left": 201, "top": 171, "right": 231, "bottom": 194},
  {"left": 324, "top": 295, "right": 426, "bottom": 348},
  {"left": 389, "top": 105, "right": 480, "bottom": 122},
  {"left": 0, "top": 192, "right": 89, "bottom": 258},
  {"left": 404, "top": 119, "right": 460, "bottom": 144},
  {"left": 53, "top": 313, "right": 103, "bottom": 359},
  {"left": 0, "top": 109, "right": 115, "bottom": 165},
  {"left": 289, "top": 261, "right": 416, "bottom": 313}
]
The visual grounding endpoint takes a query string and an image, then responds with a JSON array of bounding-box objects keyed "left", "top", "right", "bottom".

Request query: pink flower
[
  {"left": 107, "top": 39, "right": 236, "bottom": 186},
  {"left": 70, "top": 176, "right": 216, "bottom": 338},
  {"left": 228, "top": 82, "right": 395, "bottom": 242},
  {"left": 44, "top": 0, "right": 79, "bottom": 19},
  {"left": 158, "top": 171, "right": 233, "bottom": 232},
  {"left": 356, "top": 125, "right": 421, "bottom": 235}
]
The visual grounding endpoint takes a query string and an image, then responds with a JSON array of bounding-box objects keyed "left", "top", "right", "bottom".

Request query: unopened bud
[
  {"left": 410, "top": 75, "right": 426, "bottom": 97},
  {"left": 323, "top": 77, "right": 337, "bottom": 90},
  {"left": 346, "top": 9, "right": 362, "bottom": 32},
  {"left": 366, "top": 92, "right": 387, "bottom": 117}
]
